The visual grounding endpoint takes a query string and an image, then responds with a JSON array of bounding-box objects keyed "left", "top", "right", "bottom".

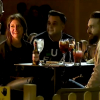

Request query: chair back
[
  {"left": 0, "top": 86, "right": 10, "bottom": 100},
  {"left": 52, "top": 87, "right": 100, "bottom": 100},
  {"left": 23, "top": 84, "right": 44, "bottom": 100}
]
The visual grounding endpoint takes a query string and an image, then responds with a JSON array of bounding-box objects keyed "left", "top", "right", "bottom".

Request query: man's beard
[{"left": 88, "top": 35, "right": 99, "bottom": 45}]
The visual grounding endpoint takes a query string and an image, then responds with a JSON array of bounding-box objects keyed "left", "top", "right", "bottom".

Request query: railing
[
  {"left": 52, "top": 92, "right": 92, "bottom": 100},
  {"left": 1, "top": 85, "right": 100, "bottom": 100},
  {"left": 52, "top": 88, "right": 100, "bottom": 100}
]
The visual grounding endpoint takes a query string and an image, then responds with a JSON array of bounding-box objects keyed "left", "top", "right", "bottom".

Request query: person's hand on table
[{"left": 87, "top": 58, "right": 94, "bottom": 64}]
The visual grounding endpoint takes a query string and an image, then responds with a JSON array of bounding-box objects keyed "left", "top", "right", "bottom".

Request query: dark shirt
[
  {"left": 31, "top": 31, "right": 76, "bottom": 90},
  {"left": 31, "top": 31, "right": 74, "bottom": 62},
  {"left": 0, "top": 39, "right": 33, "bottom": 85}
]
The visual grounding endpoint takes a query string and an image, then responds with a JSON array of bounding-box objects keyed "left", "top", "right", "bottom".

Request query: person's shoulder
[
  {"left": 0, "top": 39, "right": 7, "bottom": 46},
  {"left": 30, "top": 31, "right": 48, "bottom": 44},
  {"left": 62, "top": 33, "right": 74, "bottom": 39},
  {"left": 97, "top": 40, "right": 100, "bottom": 48},
  {"left": 34, "top": 31, "right": 47, "bottom": 39},
  {"left": 23, "top": 40, "right": 32, "bottom": 46},
  {"left": 0, "top": 40, "right": 7, "bottom": 52},
  {"left": 23, "top": 40, "right": 33, "bottom": 51}
]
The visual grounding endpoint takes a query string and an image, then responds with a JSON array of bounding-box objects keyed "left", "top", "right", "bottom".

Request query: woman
[{"left": 0, "top": 13, "right": 33, "bottom": 87}]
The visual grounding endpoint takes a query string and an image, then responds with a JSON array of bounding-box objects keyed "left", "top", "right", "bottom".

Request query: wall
[
  {"left": 2, "top": 0, "right": 100, "bottom": 41},
  {"left": 79, "top": 0, "right": 100, "bottom": 41}
]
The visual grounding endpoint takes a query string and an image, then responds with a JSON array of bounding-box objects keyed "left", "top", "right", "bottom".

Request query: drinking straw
[{"left": 77, "top": 42, "right": 79, "bottom": 50}]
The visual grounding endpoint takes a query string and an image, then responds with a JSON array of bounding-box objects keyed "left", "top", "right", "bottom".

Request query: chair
[
  {"left": 52, "top": 87, "right": 100, "bottom": 100},
  {"left": 23, "top": 84, "right": 44, "bottom": 100},
  {"left": 0, "top": 86, "right": 10, "bottom": 100},
  {"left": 6, "top": 84, "right": 44, "bottom": 100},
  {"left": 6, "top": 77, "right": 33, "bottom": 100}
]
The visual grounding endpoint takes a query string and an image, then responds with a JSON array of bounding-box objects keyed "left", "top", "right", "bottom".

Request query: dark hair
[
  {"left": 90, "top": 11, "right": 100, "bottom": 18},
  {"left": 28, "top": 5, "right": 39, "bottom": 16},
  {"left": 6, "top": 13, "right": 28, "bottom": 43},
  {"left": 17, "top": 2, "right": 27, "bottom": 13},
  {"left": 39, "top": 4, "right": 52, "bottom": 14},
  {"left": 48, "top": 10, "right": 67, "bottom": 24},
  {"left": 29, "top": 5, "right": 39, "bottom": 12}
]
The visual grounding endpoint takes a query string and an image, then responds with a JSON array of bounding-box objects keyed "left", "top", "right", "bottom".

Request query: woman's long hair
[{"left": 5, "top": 13, "right": 28, "bottom": 44}]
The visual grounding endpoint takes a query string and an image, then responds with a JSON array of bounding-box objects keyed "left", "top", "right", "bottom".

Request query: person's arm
[
  {"left": 86, "top": 43, "right": 100, "bottom": 88},
  {"left": 86, "top": 64, "right": 100, "bottom": 88},
  {"left": 87, "top": 58, "right": 94, "bottom": 64},
  {"left": 0, "top": 42, "right": 11, "bottom": 85}
]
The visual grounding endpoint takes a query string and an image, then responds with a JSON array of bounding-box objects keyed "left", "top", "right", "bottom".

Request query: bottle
[{"left": 32, "top": 40, "right": 39, "bottom": 65}]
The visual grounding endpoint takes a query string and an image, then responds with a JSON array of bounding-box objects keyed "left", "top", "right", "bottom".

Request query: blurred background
[{"left": 2, "top": 0, "right": 100, "bottom": 41}]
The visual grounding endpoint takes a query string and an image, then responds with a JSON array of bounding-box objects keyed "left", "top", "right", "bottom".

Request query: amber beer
[
  {"left": 59, "top": 40, "right": 69, "bottom": 53},
  {"left": 32, "top": 41, "right": 39, "bottom": 65},
  {"left": 68, "top": 44, "right": 74, "bottom": 51}
]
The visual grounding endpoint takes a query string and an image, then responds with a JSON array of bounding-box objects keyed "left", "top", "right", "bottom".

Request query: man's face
[
  {"left": 47, "top": 16, "right": 64, "bottom": 36},
  {"left": 87, "top": 18, "right": 100, "bottom": 45}
]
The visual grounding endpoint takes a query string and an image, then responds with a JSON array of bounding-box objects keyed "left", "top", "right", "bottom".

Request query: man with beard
[{"left": 86, "top": 11, "right": 100, "bottom": 88}]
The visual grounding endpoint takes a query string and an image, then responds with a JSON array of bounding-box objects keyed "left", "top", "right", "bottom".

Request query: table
[
  {"left": 14, "top": 62, "right": 94, "bottom": 93},
  {"left": 14, "top": 62, "right": 94, "bottom": 67}
]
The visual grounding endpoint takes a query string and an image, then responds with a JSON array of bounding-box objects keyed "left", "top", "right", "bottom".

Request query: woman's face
[{"left": 10, "top": 19, "right": 24, "bottom": 40}]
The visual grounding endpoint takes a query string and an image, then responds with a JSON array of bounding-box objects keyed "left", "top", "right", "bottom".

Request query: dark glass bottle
[{"left": 32, "top": 41, "right": 39, "bottom": 65}]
